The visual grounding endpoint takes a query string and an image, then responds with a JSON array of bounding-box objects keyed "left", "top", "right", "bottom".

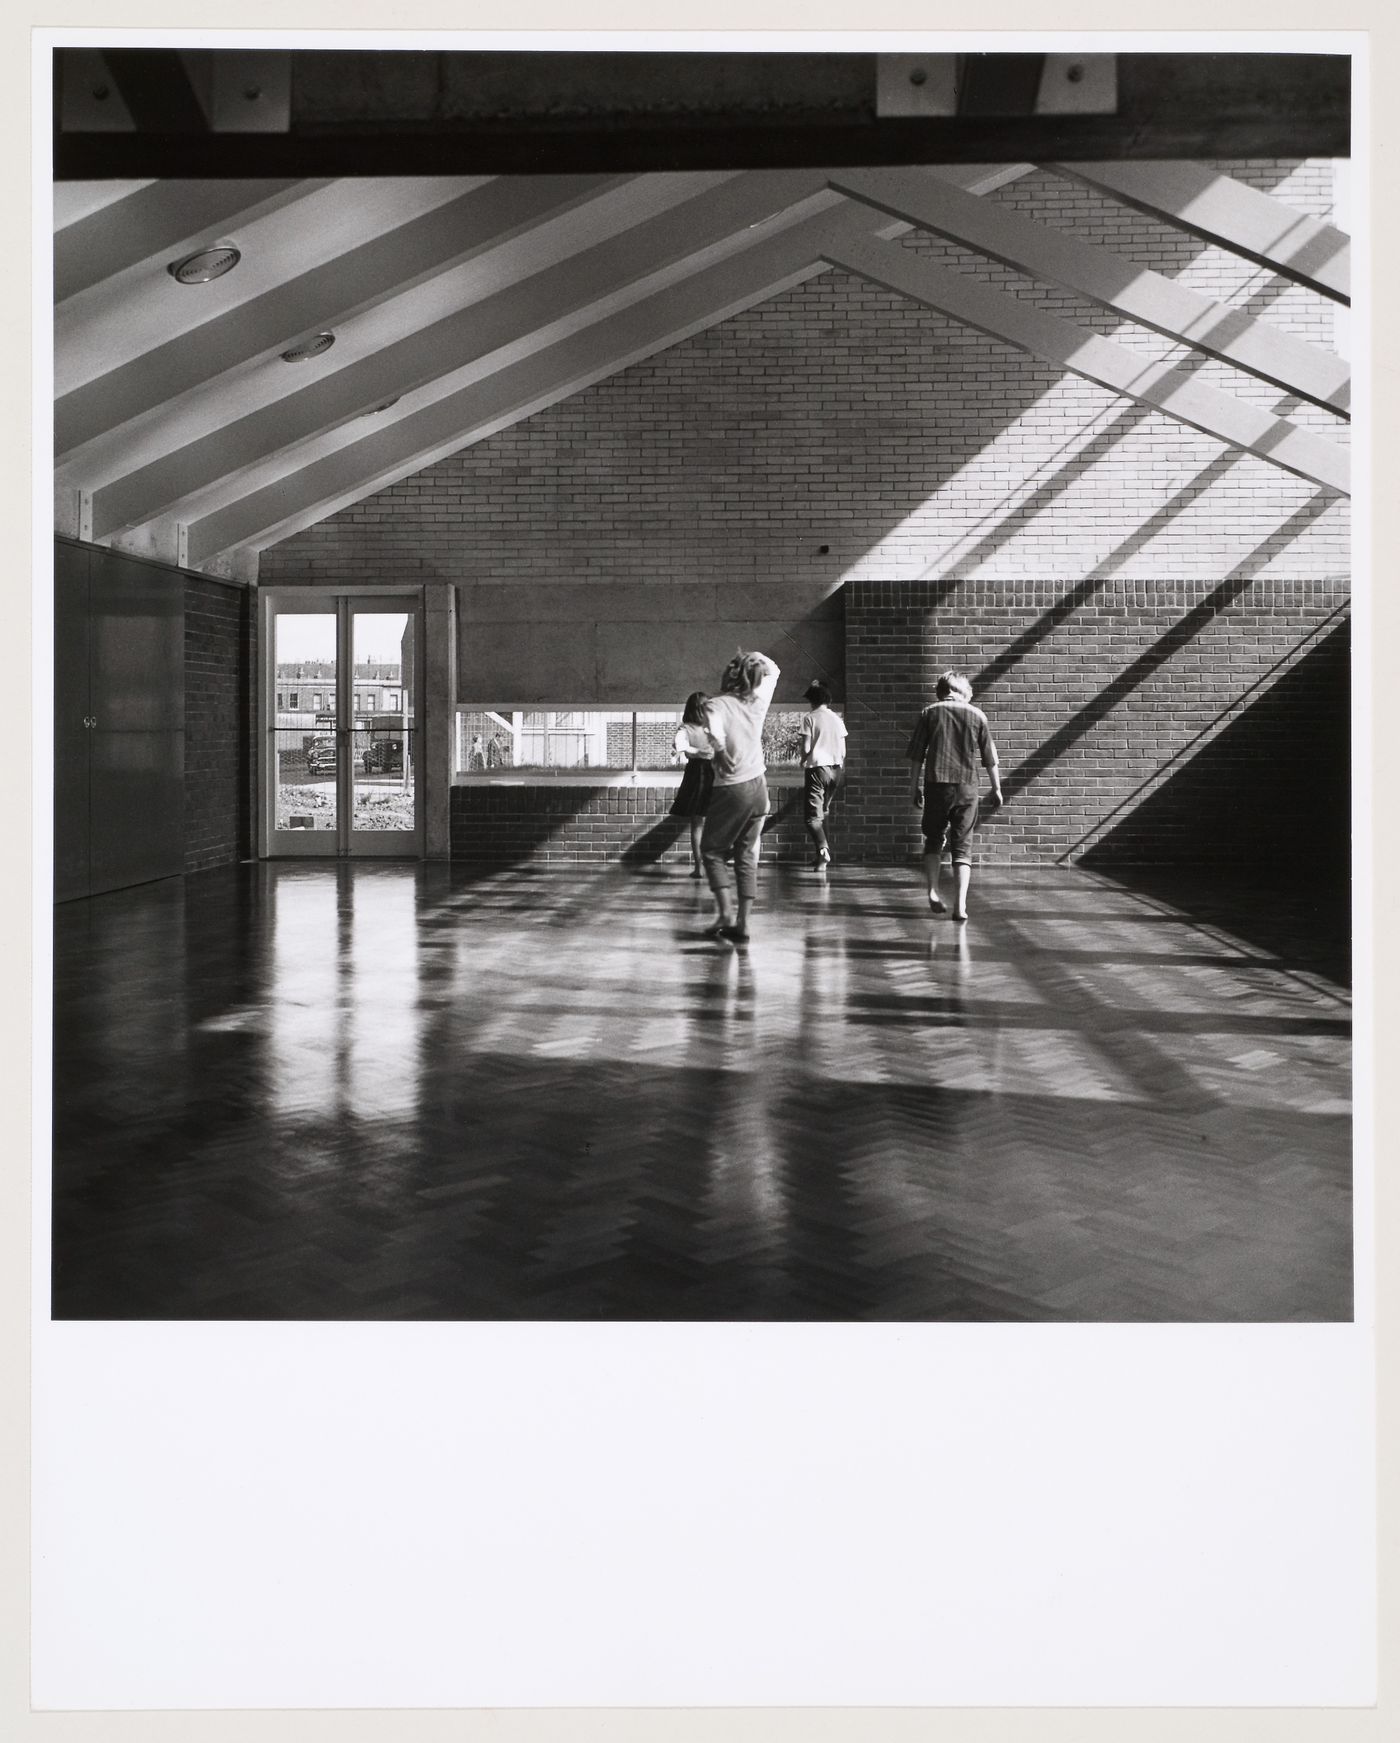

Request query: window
[
  {"left": 455, "top": 706, "right": 817, "bottom": 775},
  {"left": 289, "top": 691, "right": 299, "bottom": 709},
  {"left": 277, "top": 692, "right": 284, "bottom": 709},
  {"left": 388, "top": 691, "right": 401, "bottom": 711},
  {"left": 364, "top": 693, "right": 377, "bottom": 712}
]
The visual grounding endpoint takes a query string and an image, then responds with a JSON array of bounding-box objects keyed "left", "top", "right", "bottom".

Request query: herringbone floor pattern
[{"left": 51, "top": 861, "right": 1352, "bottom": 1321}]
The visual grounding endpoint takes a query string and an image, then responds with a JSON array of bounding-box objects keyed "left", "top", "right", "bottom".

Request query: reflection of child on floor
[{"left": 669, "top": 692, "right": 715, "bottom": 877}]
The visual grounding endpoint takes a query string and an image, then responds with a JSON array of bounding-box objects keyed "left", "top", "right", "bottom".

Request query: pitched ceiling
[{"left": 53, "top": 162, "right": 1351, "bottom": 578}]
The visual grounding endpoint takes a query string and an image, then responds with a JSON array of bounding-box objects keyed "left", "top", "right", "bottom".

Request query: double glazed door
[{"left": 264, "top": 591, "right": 422, "bottom": 858}]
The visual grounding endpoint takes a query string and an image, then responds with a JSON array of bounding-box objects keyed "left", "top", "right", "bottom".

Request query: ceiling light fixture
[
  {"left": 167, "top": 242, "right": 242, "bottom": 285},
  {"left": 280, "top": 332, "right": 336, "bottom": 362}
]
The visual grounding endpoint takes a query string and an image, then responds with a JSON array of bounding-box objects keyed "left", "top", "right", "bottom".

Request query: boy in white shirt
[{"left": 800, "top": 681, "right": 848, "bottom": 870}]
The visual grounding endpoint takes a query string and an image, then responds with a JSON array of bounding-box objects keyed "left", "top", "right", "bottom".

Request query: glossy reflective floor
[{"left": 51, "top": 862, "right": 1352, "bottom": 1320}]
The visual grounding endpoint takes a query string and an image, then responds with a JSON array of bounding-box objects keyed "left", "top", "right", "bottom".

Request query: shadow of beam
[
  {"left": 937, "top": 269, "right": 1324, "bottom": 590},
  {"left": 1001, "top": 494, "right": 1336, "bottom": 802},
  {"left": 973, "top": 450, "right": 1254, "bottom": 695},
  {"left": 1061, "top": 606, "right": 1348, "bottom": 861}
]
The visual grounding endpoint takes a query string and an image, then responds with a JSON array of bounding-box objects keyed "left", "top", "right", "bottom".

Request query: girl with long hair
[{"left": 670, "top": 690, "right": 716, "bottom": 877}]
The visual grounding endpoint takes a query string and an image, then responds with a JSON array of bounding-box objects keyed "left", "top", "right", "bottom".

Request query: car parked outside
[
  {"left": 362, "top": 736, "right": 404, "bottom": 774},
  {"left": 305, "top": 735, "right": 336, "bottom": 776}
]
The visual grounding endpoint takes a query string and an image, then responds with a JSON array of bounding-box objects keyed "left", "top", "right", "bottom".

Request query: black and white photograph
[
  {"left": 28, "top": 23, "right": 1381, "bottom": 1721},
  {"left": 46, "top": 39, "right": 1357, "bottom": 1325}
]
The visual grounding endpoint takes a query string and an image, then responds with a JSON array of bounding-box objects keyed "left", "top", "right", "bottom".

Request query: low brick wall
[{"left": 451, "top": 782, "right": 821, "bottom": 868}]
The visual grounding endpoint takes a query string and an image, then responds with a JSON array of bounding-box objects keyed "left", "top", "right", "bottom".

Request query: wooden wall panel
[{"left": 53, "top": 541, "right": 92, "bottom": 904}]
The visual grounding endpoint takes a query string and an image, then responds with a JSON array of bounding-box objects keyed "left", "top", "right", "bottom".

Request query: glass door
[
  {"left": 265, "top": 592, "right": 421, "bottom": 858},
  {"left": 347, "top": 603, "right": 418, "bottom": 856}
]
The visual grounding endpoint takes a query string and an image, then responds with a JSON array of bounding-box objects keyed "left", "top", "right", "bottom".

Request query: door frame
[{"left": 259, "top": 585, "right": 425, "bottom": 860}]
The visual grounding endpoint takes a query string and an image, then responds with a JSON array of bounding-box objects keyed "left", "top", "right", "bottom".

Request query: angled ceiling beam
[
  {"left": 161, "top": 163, "right": 1027, "bottom": 564},
  {"left": 56, "top": 172, "right": 634, "bottom": 457},
  {"left": 60, "top": 174, "right": 737, "bottom": 492},
  {"left": 74, "top": 162, "right": 1032, "bottom": 533},
  {"left": 819, "top": 229, "right": 1349, "bottom": 495},
  {"left": 54, "top": 181, "right": 155, "bottom": 229},
  {"left": 181, "top": 201, "right": 915, "bottom": 564},
  {"left": 932, "top": 163, "right": 1035, "bottom": 196},
  {"left": 828, "top": 166, "right": 1349, "bottom": 415},
  {"left": 54, "top": 179, "right": 315, "bottom": 303},
  {"left": 1046, "top": 161, "right": 1350, "bottom": 302},
  {"left": 57, "top": 176, "right": 490, "bottom": 398},
  {"left": 87, "top": 170, "right": 843, "bottom": 540}
]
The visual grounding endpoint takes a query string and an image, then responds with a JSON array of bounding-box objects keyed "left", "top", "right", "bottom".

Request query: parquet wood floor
[{"left": 50, "top": 862, "right": 1353, "bottom": 1321}]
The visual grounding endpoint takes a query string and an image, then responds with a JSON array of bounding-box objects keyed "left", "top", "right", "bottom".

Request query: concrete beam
[
  {"left": 56, "top": 173, "right": 629, "bottom": 456},
  {"left": 184, "top": 199, "right": 912, "bottom": 563},
  {"left": 830, "top": 165, "right": 1350, "bottom": 414},
  {"left": 1046, "top": 160, "right": 1350, "bottom": 302},
  {"left": 169, "top": 165, "right": 1027, "bottom": 563},
  {"left": 89, "top": 170, "right": 837, "bottom": 539},
  {"left": 821, "top": 227, "right": 1349, "bottom": 494}
]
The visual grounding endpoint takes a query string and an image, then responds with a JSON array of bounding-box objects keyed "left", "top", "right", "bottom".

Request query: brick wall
[
  {"left": 260, "top": 160, "right": 1346, "bottom": 599},
  {"left": 1082, "top": 618, "right": 1350, "bottom": 875},
  {"left": 259, "top": 159, "right": 1350, "bottom": 871},
  {"left": 184, "top": 575, "right": 253, "bottom": 873},
  {"left": 451, "top": 782, "right": 813, "bottom": 869},
  {"left": 842, "top": 576, "right": 1349, "bottom": 865}
]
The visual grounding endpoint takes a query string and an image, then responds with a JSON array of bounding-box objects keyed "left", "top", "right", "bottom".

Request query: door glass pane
[
  {"left": 351, "top": 611, "right": 414, "bottom": 832},
  {"left": 274, "top": 612, "right": 337, "bottom": 833}
]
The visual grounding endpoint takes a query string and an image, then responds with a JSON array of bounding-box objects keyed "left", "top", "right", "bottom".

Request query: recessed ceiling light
[
  {"left": 167, "top": 243, "right": 242, "bottom": 285},
  {"left": 368, "top": 397, "right": 399, "bottom": 414},
  {"left": 280, "top": 333, "right": 336, "bottom": 363}
]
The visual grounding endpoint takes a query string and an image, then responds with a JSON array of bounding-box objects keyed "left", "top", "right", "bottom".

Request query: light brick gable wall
[{"left": 261, "top": 159, "right": 1350, "bottom": 868}]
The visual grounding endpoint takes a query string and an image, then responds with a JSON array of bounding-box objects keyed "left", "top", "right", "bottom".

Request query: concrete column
[
  {"left": 424, "top": 582, "right": 456, "bottom": 861},
  {"left": 54, "top": 485, "right": 83, "bottom": 539}
]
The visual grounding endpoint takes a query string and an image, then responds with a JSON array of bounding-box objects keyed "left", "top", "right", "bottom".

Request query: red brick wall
[
  {"left": 184, "top": 575, "right": 253, "bottom": 873},
  {"left": 451, "top": 782, "right": 813, "bottom": 868}
]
